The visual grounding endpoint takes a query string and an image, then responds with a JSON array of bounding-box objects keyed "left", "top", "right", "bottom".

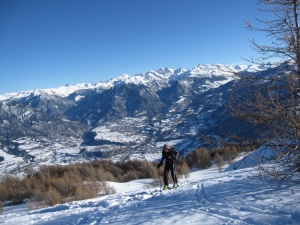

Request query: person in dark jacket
[{"left": 157, "top": 144, "right": 178, "bottom": 190}]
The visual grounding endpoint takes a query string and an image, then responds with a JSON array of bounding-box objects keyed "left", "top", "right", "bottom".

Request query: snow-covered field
[{"left": 1, "top": 159, "right": 299, "bottom": 225}]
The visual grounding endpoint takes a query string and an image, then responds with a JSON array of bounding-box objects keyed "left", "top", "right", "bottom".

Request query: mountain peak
[{"left": 0, "top": 63, "right": 277, "bottom": 101}]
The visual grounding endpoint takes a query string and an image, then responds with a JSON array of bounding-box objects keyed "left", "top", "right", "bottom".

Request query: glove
[{"left": 157, "top": 163, "right": 162, "bottom": 168}]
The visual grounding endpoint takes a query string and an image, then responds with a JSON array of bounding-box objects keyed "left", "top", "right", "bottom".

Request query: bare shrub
[
  {"left": 185, "top": 150, "right": 196, "bottom": 167},
  {"left": 140, "top": 161, "right": 158, "bottom": 179},
  {"left": 96, "top": 169, "right": 116, "bottom": 182},
  {"left": 223, "top": 146, "right": 239, "bottom": 164},
  {"left": 176, "top": 158, "right": 190, "bottom": 178},
  {"left": 195, "top": 148, "right": 211, "bottom": 169},
  {"left": 26, "top": 199, "right": 33, "bottom": 210},
  {"left": 124, "top": 170, "right": 140, "bottom": 181},
  {"left": 45, "top": 187, "right": 63, "bottom": 206},
  {"left": 0, "top": 184, "right": 7, "bottom": 202},
  {"left": 185, "top": 147, "right": 212, "bottom": 169},
  {"left": 214, "top": 152, "right": 224, "bottom": 172},
  {"left": 2, "top": 175, "right": 27, "bottom": 204},
  {"left": 0, "top": 201, "right": 3, "bottom": 214},
  {"left": 100, "top": 160, "right": 123, "bottom": 181},
  {"left": 74, "top": 181, "right": 98, "bottom": 200},
  {"left": 99, "top": 182, "right": 116, "bottom": 195},
  {"left": 30, "top": 188, "right": 46, "bottom": 209}
]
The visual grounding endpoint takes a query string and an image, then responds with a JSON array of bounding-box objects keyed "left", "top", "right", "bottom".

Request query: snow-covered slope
[{"left": 1, "top": 163, "right": 299, "bottom": 225}]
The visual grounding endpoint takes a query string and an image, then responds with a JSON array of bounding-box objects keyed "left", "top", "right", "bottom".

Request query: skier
[{"left": 157, "top": 144, "right": 178, "bottom": 190}]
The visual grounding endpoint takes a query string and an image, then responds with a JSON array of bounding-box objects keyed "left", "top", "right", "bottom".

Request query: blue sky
[{"left": 0, "top": 0, "right": 269, "bottom": 94}]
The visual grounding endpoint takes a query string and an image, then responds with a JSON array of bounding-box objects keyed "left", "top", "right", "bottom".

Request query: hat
[{"left": 163, "top": 144, "right": 170, "bottom": 151}]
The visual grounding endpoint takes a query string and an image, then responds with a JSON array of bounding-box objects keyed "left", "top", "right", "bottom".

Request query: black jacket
[{"left": 158, "top": 146, "right": 177, "bottom": 167}]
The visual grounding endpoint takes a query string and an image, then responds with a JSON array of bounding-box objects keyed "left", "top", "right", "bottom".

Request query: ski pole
[
  {"left": 158, "top": 167, "right": 161, "bottom": 190},
  {"left": 173, "top": 161, "right": 177, "bottom": 184}
]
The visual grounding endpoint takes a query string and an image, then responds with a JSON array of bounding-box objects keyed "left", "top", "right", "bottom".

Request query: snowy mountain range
[
  {"left": 0, "top": 63, "right": 272, "bottom": 101},
  {"left": 0, "top": 63, "right": 279, "bottom": 175}
]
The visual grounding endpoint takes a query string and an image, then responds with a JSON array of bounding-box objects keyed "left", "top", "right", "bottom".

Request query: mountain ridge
[{"left": 0, "top": 63, "right": 276, "bottom": 101}]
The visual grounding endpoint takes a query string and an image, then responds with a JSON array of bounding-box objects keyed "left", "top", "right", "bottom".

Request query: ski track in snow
[{"left": 1, "top": 166, "right": 300, "bottom": 225}]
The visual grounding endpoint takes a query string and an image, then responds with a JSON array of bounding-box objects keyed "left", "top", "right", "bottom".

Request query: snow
[
  {"left": 175, "top": 96, "right": 186, "bottom": 104},
  {"left": 93, "top": 127, "right": 141, "bottom": 143},
  {"left": 0, "top": 149, "right": 25, "bottom": 173},
  {"left": 0, "top": 63, "right": 277, "bottom": 101},
  {"left": 1, "top": 162, "right": 299, "bottom": 225},
  {"left": 92, "top": 117, "right": 149, "bottom": 144}
]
